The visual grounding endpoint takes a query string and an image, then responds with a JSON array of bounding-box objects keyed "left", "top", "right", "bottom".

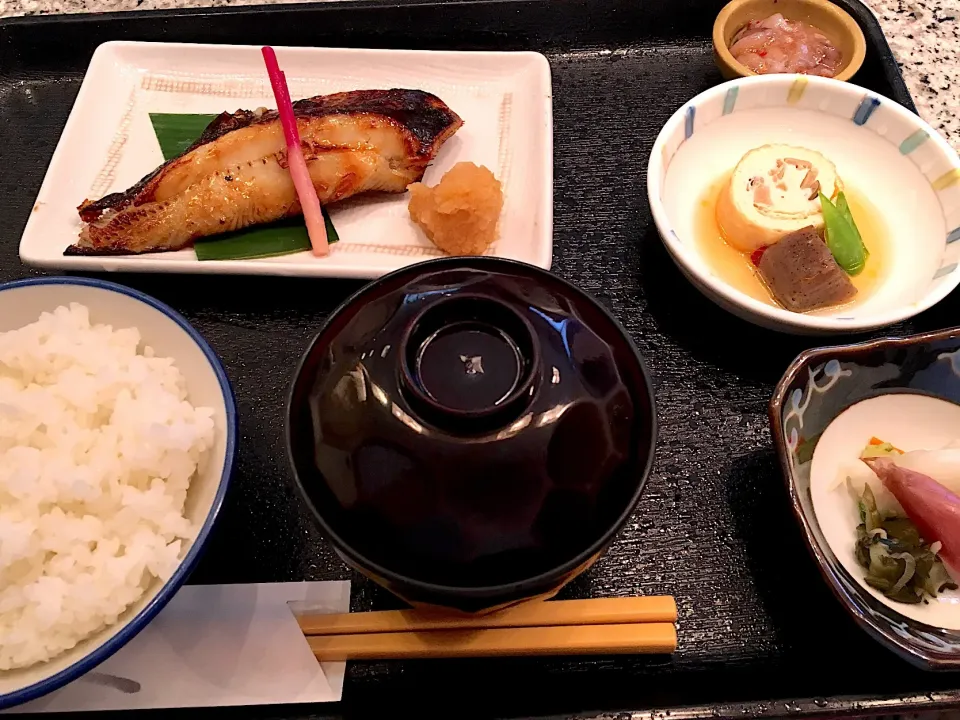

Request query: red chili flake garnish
[{"left": 750, "top": 247, "right": 767, "bottom": 266}]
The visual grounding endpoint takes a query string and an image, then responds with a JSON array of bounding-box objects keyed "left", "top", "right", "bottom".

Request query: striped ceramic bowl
[{"left": 647, "top": 74, "right": 960, "bottom": 334}]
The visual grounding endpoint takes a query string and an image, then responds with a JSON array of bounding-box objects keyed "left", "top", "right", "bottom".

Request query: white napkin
[{"left": 9, "top": 581, "right": 350, "bottom": 712}]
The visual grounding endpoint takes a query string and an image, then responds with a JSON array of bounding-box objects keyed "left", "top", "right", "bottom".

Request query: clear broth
[{"left": 694, "top": 174, "right": 889, "bottom": 314}]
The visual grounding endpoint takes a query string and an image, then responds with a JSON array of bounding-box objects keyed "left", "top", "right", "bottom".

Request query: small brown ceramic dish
[
  {"left": 713, "top": 0, "right": 866, "bottom": 82},
  {"left": 286, "top": 257, "right": 657, "bottom": 613}
]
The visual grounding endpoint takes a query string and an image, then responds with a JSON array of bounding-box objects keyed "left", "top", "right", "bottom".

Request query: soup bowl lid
[{"left": 286, "top": 257, "right": 657, "bottom": 606}]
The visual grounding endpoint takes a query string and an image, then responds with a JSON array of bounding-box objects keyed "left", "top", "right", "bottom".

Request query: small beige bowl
[{"left": 713, "top": 0, "right": 866, "bottom": 82}]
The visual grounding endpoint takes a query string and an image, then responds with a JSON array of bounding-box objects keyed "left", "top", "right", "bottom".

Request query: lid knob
[{"left": 400, "top": 294, "right": 540, "bottom": 430}]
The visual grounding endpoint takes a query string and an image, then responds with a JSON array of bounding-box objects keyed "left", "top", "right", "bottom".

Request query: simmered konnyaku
[{"left": 757, "top": 225, "right": 856, "bottom": 312}]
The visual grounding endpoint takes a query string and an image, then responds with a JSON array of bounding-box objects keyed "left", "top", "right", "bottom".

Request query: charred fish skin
[{"left": 68, "top": 89, "right": 463, "bottom": 256}]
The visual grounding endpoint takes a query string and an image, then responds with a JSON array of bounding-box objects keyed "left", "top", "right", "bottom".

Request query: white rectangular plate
[{"left": 19, "top": 41, "right": 553, "bottom": 279}]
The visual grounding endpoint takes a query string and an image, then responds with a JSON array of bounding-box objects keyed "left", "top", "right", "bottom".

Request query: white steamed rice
[{"left": 0, "top": 303, "right": 215, "bottom": 670}]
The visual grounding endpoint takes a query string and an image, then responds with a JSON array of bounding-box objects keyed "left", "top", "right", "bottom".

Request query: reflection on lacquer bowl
[
  {"left": 286, "top": 257, "right": 657, "bottom": 612},
  {"left": 771, "top": 328, "right": 960, "bottom": 668},
  {"left": 648, "top": 74, "right": 960, "bottom": 334}
]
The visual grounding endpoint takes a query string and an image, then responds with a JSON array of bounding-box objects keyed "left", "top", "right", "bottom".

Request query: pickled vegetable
[{"left": 852, "top": 483, "right": 957, "bottom": 604}]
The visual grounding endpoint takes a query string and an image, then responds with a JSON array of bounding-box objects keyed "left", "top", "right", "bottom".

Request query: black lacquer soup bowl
[{"left": 287, "top": 257, "right": 657, "bottom": 612}]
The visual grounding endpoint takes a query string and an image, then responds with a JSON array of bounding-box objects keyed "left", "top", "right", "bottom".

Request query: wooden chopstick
[
  {"left": 297, "top": 596, "right": 677, "bottom": 636},
  {"left": 307, "top": 622, "right": 677, "bottom": 660}
]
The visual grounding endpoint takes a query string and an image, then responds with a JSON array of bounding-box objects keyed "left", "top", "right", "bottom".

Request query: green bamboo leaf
[
  {"left": 149, "top": 113, "right": 218, "bottom": 161},
  {"left": 148, "top": 113, "right": 339, "bottom": 261},
  {"left": 324, "top": 209, "right": 340, "bottom": 244},
  {"left": 194, "top": 219, "right": 310, "bottom": 261},
  {"left": 194, "top": 212, "right": 340, "bottom": 261}
]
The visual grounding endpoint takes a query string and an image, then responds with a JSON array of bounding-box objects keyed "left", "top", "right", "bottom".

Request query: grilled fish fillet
[{"left": 67, "top": 89, "right": 463, "bottom": 255}]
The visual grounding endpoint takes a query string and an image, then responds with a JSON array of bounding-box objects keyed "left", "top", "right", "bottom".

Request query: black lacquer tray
[{"left": 2, "top": 0, "right": 959, "bottom": 717}]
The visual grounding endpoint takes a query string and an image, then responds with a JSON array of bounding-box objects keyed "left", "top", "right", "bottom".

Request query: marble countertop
[{"left": 0, "top": 0, "right": 956, "bottom": 152}]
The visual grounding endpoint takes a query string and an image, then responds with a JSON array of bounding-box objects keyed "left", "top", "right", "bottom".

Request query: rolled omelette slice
[{"left": 716, "top": 144, "right": 842, "bottom": 252}]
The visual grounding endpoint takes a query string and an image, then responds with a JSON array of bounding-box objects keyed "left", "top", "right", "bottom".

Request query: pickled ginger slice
[
  {"left": 863, "top": 456, "right": 960, "bottom": 573},
  {"left": 889, "top": 447, "right": 960, "bottom": 497}
]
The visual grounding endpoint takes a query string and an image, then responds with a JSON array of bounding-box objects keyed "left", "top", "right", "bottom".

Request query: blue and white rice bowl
[
  {"left": 647, "top": 74, "right": 960, "bottom": 334},
  {"left": 0, "top": 277, "right": 236, "bottom": 708}
]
